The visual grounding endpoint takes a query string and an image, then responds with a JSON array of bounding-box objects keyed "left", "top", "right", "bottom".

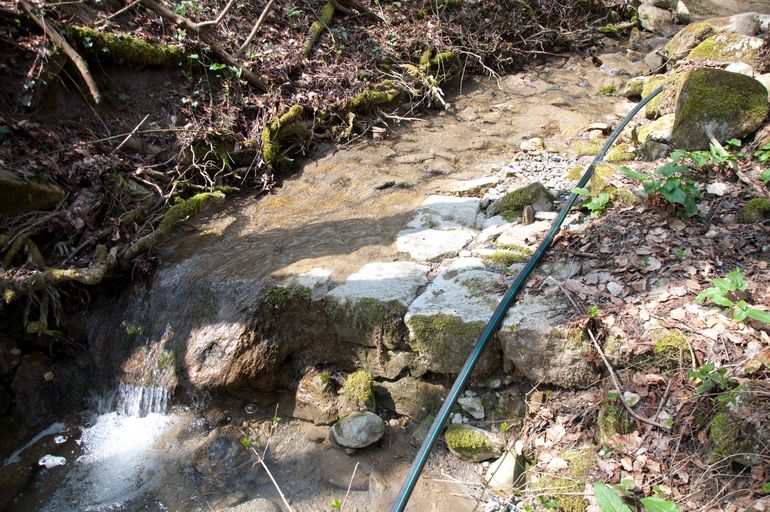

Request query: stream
[{"left": 4, "top": 29, "right": 689, "bottom": 512}]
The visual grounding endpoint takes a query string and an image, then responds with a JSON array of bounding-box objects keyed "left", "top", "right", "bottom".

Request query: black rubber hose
[{"left": 389, "top": 86, "right": 664, "bottom": 512}]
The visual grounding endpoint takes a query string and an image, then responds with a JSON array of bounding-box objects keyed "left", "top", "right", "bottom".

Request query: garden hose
[{"left": 389, "top": 85, "right": 664, "bottom": 512}]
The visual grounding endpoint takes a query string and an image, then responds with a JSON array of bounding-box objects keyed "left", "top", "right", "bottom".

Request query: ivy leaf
[
  {"left": 640, "top": 496, "right": 682, "bottom": 512},
  {"left": 594, "top": 482, "right": 632, "bottom": 512},
  {"left": 746, "top": 308, "right": 770, "bottom": 324},
  {"left": 620, "top": 166, "right": 648, "bottom": 181},
  {"left": 711, "top": 295, "right": 734, "bottom": 308}
]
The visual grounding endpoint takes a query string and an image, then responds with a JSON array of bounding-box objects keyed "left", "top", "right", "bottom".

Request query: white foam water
[{"left": 39, "top": 384, "right": 175, "bottom": 511}]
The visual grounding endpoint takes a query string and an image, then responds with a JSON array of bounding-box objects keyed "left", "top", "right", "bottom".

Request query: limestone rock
[
  {"left": 499, "top": 290, "right": 600, "bottom": 388},
  {"left": 0, "top": 170, "right": 65, "bottom": 217},
  {"left": 405, "top": 259, "right": 509, "bottom": 375},
  {"left": 756, "top": 73, "right": 770, "bottom": 98},
  {"left": 637, "top": 113, "right": 675, "bottom": 143},
  {"left": 485, "top": 449, "right": 525, "bottom": 494},
  {"left": 327, "top": 261, "right": 429, "bottom": 307},
  {"left": 395, "top": 228, "right": 476, "bottom": 261},
  {"left": 407, "top": 195, "right": 481, "bottom": 230},
  {"left": 623, "top": 76, "right": 647, "bottom": 98},
  {"left": 673, "top": 1, "right": 689, "bottom": 24},
  {"left": 519, "top": 137, "right": 545, "bottom": 152},
  {"left": 293, "top": 370, "right": 339, "bottom": 425},
  {"left": 640, "top": 0, "right": 676, "bottom": 9},
  {"left": 671, "top": 69, "right": 769, "bottom": 150},
  {"left": 458, "top": 395, "right": 485, "bottom": 420},
  {"left": 331, "top": 411, "right": 386, "bottom": 449},
  {"left": 495, "top": 221, "right": 551, "bottom": 250},
  {"left": 686, "top": 33, "right": 765, "bottom": 68},
  {"left": 444, "top": 425, "right": 504, "bottom": 462},
  {"left": 638, "top": 4, "right": 678, "bottom": 37},
  {"left": 376, "top": 377, "right": 446, "bottom": 421},
  {"left": 725, "top": 62, "right": 755, "bottom": 77}
]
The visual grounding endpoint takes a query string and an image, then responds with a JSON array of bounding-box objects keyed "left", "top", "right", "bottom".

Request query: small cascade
[{"left": 116, "top": 383, "right": 170, "bottom": 417}]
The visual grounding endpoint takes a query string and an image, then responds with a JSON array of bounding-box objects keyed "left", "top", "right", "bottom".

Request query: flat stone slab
[
  {"left": 407, "top": 195, "right": 481, "bottom": 230},
  {"left": 395, "top": 228, "right": 476, "bottom": 261},
  {"left": 494, "top": 221, "right": 551, "bottom": 249},
  {"left": 327, "top": 262, "right": 430, "bottom": 306}
]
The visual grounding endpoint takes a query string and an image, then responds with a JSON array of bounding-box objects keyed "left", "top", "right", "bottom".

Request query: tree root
[
  {"left": 301, "top": 2, "right": 334, "bottom": 59},
  {"left": 261, "top": 105, "right": 311, "bottom": 167},
  {"left": 18, "top": 0, "right": 102, "bottom": 103}
]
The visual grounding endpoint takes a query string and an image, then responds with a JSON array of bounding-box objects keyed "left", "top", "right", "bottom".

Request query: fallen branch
[
  {"left": 340, "top": 462, "right": 360, "bottom": 511},
  {"left": 236, "top": 0, "right": 277, "bottom": 56},
  {"left": 197, "top": 0, "right": 237, "bottom": 29},
  {"left": 19, "top": 0, "right": 101, "bottom": 103},
  {"left": 301, "top": 2, "right": 334, "bottom": 59},
  {"left": 586, "top": 328, "right": 671, "bottom": 430},
  {"left": 114, "top": 114, "right": 150, "bottom": 152}
]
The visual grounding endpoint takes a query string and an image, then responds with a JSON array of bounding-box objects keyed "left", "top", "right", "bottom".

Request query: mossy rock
[
  {"left": 67, "top": 26, "right": 183, "bottom": 67},
  {"left": 444, "top": 425, "right": 504, "bottom": 462},
  {"left": 532, "top": 447, "right": 596, "bottom": 512},
  {"left": 0, "top": 171, "right": 65, "bottom": 217},
  {"left": 325, "top": 297, "right": 409, "bottom": 350},
  {"left": 342, "top": 370, "right": 375, "bottom": 411},
  {"left": 651, "top": 328, "right": 690, "bottom": 369},
  {"left": 737, "top": 197, "right": 770, "bottom": 223},
  {"left": 623, "top": 76, "right": 647, "bottom": 98},
  {"left": 637, "top": 113, "right": 675, "bottom": 143},
  {"left": 376, "top": 377, "right": 446, "bottom": 421},
  {"left": 709, "top": 410, "right": 749, "bottom": 463},
  {"left": 641, "top": 73, "right": 686, "bottom": 119},
  {"left": 407, "top": 314, "right": 486, "bottom": 374},
  {"left": 664, "top": 17, "right": 727, "bottom": 62},
  {"left": 488, "top": 182, "right": 554, "bottom": 221},
  {"left": 604, "top": 143, "right": 635, "bottom": 162},
  {"left": 671, "top": 69, "right": 769, "bottom": 150},
  {"left": 686, "top": 33, "right": 764, "bottom": 68}
]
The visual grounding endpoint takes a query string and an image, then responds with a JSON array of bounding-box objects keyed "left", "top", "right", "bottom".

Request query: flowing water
[{"left": 10, "top": 36, "right": 688, "bottom": 511}]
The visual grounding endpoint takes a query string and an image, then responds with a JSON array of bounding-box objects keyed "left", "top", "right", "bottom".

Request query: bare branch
[{"left": 236, "top": 0, "right": 277, "bottom": 56}]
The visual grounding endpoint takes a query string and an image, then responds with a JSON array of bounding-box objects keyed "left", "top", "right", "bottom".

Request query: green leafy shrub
[
  {"left": 594, "top": 482, "right": 681, "bottom": 512},
  {"left": 695, "top": 268, "right": 770, "bottom": 323},
  {"left": 620, "top": 161, "right": 703, "bottom": 217},
  {"left": 573, "top": 187, "right": 610, "bottom": 215}
]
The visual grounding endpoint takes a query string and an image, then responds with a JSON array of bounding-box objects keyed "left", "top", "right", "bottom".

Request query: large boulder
[
  {"left": 664, "top": 13, "right": 770, "bottom": 64},
  {"left": 671, "top": 69, "right": 769, "bottom": 150},
  {"left": 498, "top": 289, "right": 600, "bottom": 388},
  {"left": 638, "top": 4, "right": 678, "bottom": 37},
  {"left": 404, "top": 258, "right": 509, "bottom": 376},
  {"left": 686, "top": 33, "right": 765, "bottom": 68},
  {"left": 376, "top": 377, "right": 446, "bottom": 421}
]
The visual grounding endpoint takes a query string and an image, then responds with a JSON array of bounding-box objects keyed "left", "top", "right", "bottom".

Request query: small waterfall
[{"left": 116, "top": 383, "right": 170, "bottom": 417}]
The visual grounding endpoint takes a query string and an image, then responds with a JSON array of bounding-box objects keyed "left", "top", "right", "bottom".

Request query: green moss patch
[
  {"left": 533, "top": 447, "right": 596, "bottom": 512},
  {"left": 408, "top": 314, "right": 485, "bottom": 373},
  {"left": 0, "top": 171, "right": 65, "bottom": 217},
  {"left": 159, "top": 191, "right": 225, "bottom": 232},
  {"left": 445, "top": 425, "right": 503, "bottom": 462},
  {"left": 343, "top": 370, "right": 374, "bottom": 406},
  {"left": 737, "top": 197, "right": 770, "bottom": 223},
  {"left": 604, "top": 143, "right": 635, "bottom": 162},
  {"left": 258, "top": 285, "right": 312, "bottom": 311},
  {"left": 687, "top": 33, "right": 763, "bottom": 67},
  {"left": 709, "top": 410, "right": 749, "bottom": 463},
  {"left": 67, "top": 26, "right": 183, "bottom": 67},
  {"left": 261, "top": 105, "right": 309, "bottom": 167}
]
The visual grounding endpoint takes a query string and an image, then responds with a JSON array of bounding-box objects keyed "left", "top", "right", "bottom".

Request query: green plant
[
  {"left": 673, "top": 139, "right": 741, "bottom": 173},
  {"left": 286, "top": 6, "right": 303, "bottom": 18},
  {"left": 573, "top": 187, "right": 610, "bottom": 215},
  {"left": 174, "top": 0, "right": 202, "bottom": 16},
  {"left": 588, "top": 305, "right": 600, "bottom": 317},
  {"left": 620, "top": 161, "right": 703, "bottom": 217},
  {"left": 754, "top": 143, "right": 770, "bottom": 165},
  {"left": 695, "top": 268, "right": 770, "bottom": 324},
  {"left": 594, "top": 482, "right": 681, "bottom": 512},
  {"left": 330, "top": 498, "right": 342, "bottom": 510},
  {"left": 687, "top": 363, "right": 736, "bottom": 396}
]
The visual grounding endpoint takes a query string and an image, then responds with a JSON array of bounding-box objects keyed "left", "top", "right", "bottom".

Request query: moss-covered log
[
  {"left": 67, "top": 25, "right": 184, "bottom": 67},
  {"left": 302, "top": 2, "right": 334, "bottom": 59}
]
